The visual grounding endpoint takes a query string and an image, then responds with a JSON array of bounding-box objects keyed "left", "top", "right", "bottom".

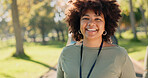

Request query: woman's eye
[
  {"left": 95, "top": 18, "right": 101, "bottom": 21},
  {"left": 82, "top": 18, "right": 89, "bottom": 20}
]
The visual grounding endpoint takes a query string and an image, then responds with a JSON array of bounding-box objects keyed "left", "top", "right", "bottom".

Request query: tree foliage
[{"left": 29, "top": 0, "right": 55, "bottom": 44}]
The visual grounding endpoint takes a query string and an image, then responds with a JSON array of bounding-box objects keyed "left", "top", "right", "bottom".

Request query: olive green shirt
[{"left": 57, "top": 45, "right": 136, "bottom": 78}]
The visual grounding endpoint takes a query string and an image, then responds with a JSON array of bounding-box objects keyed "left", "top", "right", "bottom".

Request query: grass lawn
[
  {"left": 0, "top": 30, "right": 147, "bottom": 78},
  {"left": 0, "top": 41, "right": 66, "bottom": 78},
  {"left": 116, "top": 31, "right": 148, "bottom": 63}
]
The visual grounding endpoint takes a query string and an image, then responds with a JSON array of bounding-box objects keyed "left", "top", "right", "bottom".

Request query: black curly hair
[{"left": 65, "top": 0, "right": 121, "bottom": 42}]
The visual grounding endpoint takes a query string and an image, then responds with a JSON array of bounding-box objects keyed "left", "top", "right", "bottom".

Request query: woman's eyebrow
[
  {"left": 94, "top": 15, "right": 103, "bottom": 18},
  {"left": 83, "top": 14, "right": 89, "bottom": 17}
]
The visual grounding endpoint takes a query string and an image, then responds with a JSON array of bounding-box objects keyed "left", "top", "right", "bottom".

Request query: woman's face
[{"left": 80, "top": 9, "right": 105, "bottom": 40}]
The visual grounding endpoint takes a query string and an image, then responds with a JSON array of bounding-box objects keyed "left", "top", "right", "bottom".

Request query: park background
[{"left": 0, "top": 0, "right": 148, "bottom": 78}]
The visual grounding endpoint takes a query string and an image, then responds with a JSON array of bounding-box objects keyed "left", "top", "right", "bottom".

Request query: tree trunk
[
  {"left": 129, "top": 0, "right": 138, "bottom": 40},
  {"left": 56, "top": 29, "right": 60, "bottom": 41},
  {"left": 61, "top": 30, "right": 65, "bottom": 42},
  {"left": 41, "top": 30, "right": 46, "bottom": 44},
  {"left": 51, "top": 32, "right": 55, "bottom": 41},
  {"left": 11, "top": 0, "right": 25, "bottom": 56},
  {"left": 33, "top": 28, "right": 36, "bottom": 42},
  {"left": 140, "top": 5, "right": 148, "bottom": 38},
  {"left": 33, "top": 35, "right": 36, "bottom": 42}
]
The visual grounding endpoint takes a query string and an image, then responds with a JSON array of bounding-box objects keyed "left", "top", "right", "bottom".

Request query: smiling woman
[{"left": 57, "top": 0, "right": 136, "bottom": 78}]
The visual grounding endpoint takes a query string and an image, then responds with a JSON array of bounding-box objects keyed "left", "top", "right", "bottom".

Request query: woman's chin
[{"left": 84, "top": 35, "right": 101, "bottom": 40}]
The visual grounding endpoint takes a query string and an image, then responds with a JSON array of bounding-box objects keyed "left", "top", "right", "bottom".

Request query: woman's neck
[{"left": 83, "top": 38, "right": 103, "bottom": 48}]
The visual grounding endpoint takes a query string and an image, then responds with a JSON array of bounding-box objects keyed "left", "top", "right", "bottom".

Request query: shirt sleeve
[
  {"left": 56, "top": 54, "right": 64, "bottom": 78},
  {"left": 120, "top": 54, "right": 137, "bottom": 78}
]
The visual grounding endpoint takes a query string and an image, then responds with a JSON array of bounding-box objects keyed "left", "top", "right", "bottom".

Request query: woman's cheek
[
  {"left": 80, "top": 22, "right": 87, "bottom": 35},
  {"left": 80, "top": 23, "right": 84, "bottom": 34}
]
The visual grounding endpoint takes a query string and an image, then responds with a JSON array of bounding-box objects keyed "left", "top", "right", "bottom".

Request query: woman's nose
[{"left": 88, "top": 21, "right": 95, "bottom": 27}]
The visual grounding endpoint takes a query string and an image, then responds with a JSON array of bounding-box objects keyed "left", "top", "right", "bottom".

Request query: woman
[{"left": 57, "top": 0, "right": 136, "bottom": 78}]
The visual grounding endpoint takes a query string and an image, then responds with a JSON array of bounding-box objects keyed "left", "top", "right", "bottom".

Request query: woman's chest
[{"left": 61, "top": 51, "right": 121, "bottom": 78}]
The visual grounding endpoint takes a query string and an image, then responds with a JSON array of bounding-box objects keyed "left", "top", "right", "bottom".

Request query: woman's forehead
[{"left": 82, "top": 9, "right": 104, "bottom": 17}]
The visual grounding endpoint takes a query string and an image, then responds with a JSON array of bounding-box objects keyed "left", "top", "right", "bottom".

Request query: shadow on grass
[
  {"left": 13, "top": 54, "right": 57, "bottom": 71},
  {"left": 0, "top": 73, "right": 15, "bottom": 78}
]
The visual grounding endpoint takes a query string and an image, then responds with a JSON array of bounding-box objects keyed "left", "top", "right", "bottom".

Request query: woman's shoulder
[
  {"left": 61, "top": 44, "right": 81, "bottom": 54},
  {"left": 103, "top": 43, "right": 128, "bottom": 56},
  {"left": 116, "top": 46, "right": 127, "bottom": 53},
  {"left": 64, "top": 44, "right": 80, "bottom": 50},
  {"left": 110, "top": 45, "right": 128, "bottom": 57},
  {"left": 103, "top": 42, "right": 126, "bottom": 52}
]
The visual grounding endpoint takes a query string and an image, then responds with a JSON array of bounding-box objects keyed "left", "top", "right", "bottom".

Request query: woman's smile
[{"left": 85, "top": 27, "right": 99, "bottom": 35}]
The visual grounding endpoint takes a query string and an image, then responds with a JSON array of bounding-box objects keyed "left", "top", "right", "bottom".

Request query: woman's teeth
[{"left": 87, "top": 29, "right": 97, "bottom": 31}]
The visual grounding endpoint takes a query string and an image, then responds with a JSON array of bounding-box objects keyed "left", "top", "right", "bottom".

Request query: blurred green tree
[
  {"left": 118, "top": 0, "right": 147, "bottom": 40},
  {"left": 0, "top": 19, "right": 8, "bottom": 40},
  {"left": 29, "top": 1, "right": 55, "bottom": 44},
  {"left": 29, "top": 11, "right": 39, "bottom": 42},
  {"left": 51, "top": 0, "right": 68, "bottom": 41},
  {"left": 139, "top": 0, "right": 148, "bottom": 38},
  {"left": 55, "top": 21, "right": 67, "bottom": 42}
]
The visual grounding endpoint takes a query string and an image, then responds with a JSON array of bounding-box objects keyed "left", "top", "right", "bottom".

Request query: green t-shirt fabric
[{"left": 57, "top": 45, "right": 136, "bottom": 78}]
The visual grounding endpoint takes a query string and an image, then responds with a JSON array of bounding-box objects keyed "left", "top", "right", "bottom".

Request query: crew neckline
[{"left": 74, "top": 45, "right": 118, "bottom": 50}]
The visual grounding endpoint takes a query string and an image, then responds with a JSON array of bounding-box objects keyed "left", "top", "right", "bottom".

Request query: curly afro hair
[{"left": 65, "top": 0, "right": 121, "bottom": 42}]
